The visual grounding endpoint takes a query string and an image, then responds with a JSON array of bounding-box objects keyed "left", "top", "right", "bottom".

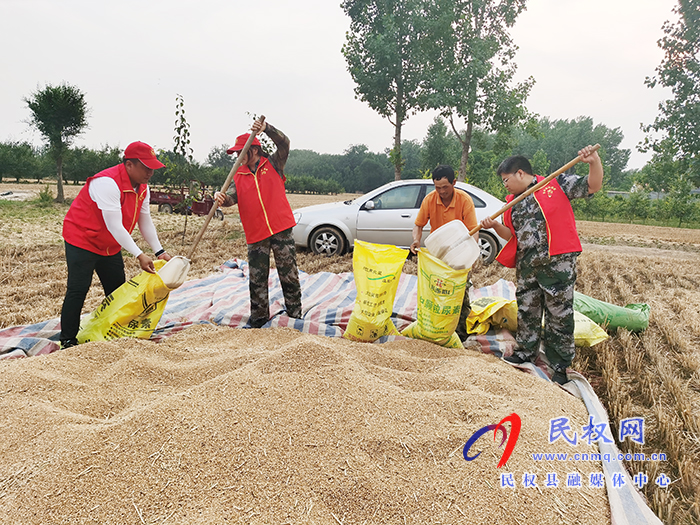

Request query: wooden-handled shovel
[
  {"left": 186, "top": 116, "right": 266, "bottom": 260},
  {"left": 468, "top": 143, "right": 601, "bottom": 237}
]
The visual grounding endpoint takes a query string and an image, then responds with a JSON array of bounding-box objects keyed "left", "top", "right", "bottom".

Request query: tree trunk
[
  {"left": 55, "top": 156, "right": 65, "bottom": 203},
  {"left": 458, "top": 112, "right": 474, "bottom": 183},
  {"left": 392, "top": 83, "right": 405, "bottom": 181},
  {"left": 459, "top": 141, "right": 469, "bottom": 182},
  {"left": 393, "top": 120, "right": 402, "bottom": 181},
  {"left": 448, "top": 115, "right": 473, "bottom": 183}
]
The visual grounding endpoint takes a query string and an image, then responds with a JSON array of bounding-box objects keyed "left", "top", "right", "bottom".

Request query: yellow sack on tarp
[
  {"left": 573, "top": 310, "right": 609, "bottom": 347},
  {"left": 343, "top": 240, "right": 409, "bottom": 342},
  {"left": 535, "top": 310, "right": 608, "bottom": 347},
  {"left": 77, "top": 260, "right": 172, "bottom": 343},
  {"left": 401, "top": 249, "right": 468, "bottom": 349},
  {"left": 466, "top": 296, "right": 518, "bottom": 335}
]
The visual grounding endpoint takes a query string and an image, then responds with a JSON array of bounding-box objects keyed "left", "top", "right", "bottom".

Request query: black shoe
[
  {"left": 60, "top": 338, "right": 78, "bottom": 349},
  {"left": 552, "top": 371, "right": 569, "bottom": 385},
  {"left": 504, "top": 353, "right": 529, "bottom": 364}
]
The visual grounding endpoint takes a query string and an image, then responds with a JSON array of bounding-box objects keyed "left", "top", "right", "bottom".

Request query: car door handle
[{"left": 401, "top": 214, "right": 411, "bottom": 218}]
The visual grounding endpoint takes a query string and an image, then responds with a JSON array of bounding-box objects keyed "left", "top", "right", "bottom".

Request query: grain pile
[{"left": 0, "top": 325, "right": 609, "bottom": 524}]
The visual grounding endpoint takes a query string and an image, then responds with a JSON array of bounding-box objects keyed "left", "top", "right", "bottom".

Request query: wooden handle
[
  {"left": 468, "top": 144, "right": 600, "bottom": 236},
  {"left": 187, "top": 116, "right": 266, "bottom": 260}
]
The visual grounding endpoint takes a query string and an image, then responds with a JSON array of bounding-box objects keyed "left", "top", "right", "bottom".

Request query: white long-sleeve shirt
[{"left": 88, "top": 178, "right": 163, "bottom": 258}]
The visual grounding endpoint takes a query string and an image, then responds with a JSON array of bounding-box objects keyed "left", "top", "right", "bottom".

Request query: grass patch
[
  {"left": 0, "top": 199, "right": 68, "bottom": 220},
  {"left": 224, "top": 231, "right": 245, "bottom": 241}
]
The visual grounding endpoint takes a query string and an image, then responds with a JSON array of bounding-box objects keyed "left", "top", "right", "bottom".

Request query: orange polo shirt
[{"left": 415, "top": 188, "right": 478, "bottom": 232}]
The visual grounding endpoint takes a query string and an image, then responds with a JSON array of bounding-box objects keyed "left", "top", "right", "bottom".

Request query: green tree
[
  {"left": 512, "top": 117, "right": 630, "bottom": 186},
  {"left": 285, "top": 174, "right": 344, "bottom": 194},
  {"left": 661, "top": 172, "right": 695, "bottom": 227},
  {"left": 168, "top": 94, "right": 197, "bottom": 236},
  {"left": 420, "top": 116, "right": 461, "bottom": 172},
  {"left": 64, "top": 145, "right": 121, "bottom": 184},
  {"left": 286, "top": 149, "right": 343, "bottom": 184},
  {"left": 636, "top": 137, "right": 689, "bottom": 197},
  {"left": 425, "top": 0, "right": 534, "bottom": 181},
  {"left": 24, "top": 83, "right": 89, "bottom": 202},
  {"left": 530, "top": 149, "right": 551, "bottom": 177},
  {"left": 356, "top": 157, "right": 391, "bottom": 192},
  {"left": 398, "top": 139, "right": 422, "bottom": 179},
  {"left": 342, "top": 0, "right": 432, "bottom": 181},
  {"left": 624, "top": 187, "right": 652, "bottom": 223},
  {"left": 205, "top": 145, "right": 233, "bottom": 169},
  {"left": 573, "top": 191, "right": 616, "bottom": 222},
  {"left": 0, "top": 141, "right": 38, "bottom": 182},
  {"left": 642, "top": 0, "right": 700, "bottom": 186},
  {"left": 172, "top": 93, "right": 194, "bottom": 178}
]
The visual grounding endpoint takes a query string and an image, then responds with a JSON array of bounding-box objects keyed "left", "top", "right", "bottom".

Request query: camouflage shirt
[
  {"left": 224, "top": 123, "right": 290, "bottom": 205},
  {"left": 511, "top": 173, "right": 591, "bottom": 267}
]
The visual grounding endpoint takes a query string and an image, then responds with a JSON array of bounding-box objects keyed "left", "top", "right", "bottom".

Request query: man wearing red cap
[
  {"left": 215, "top": 118, "right": 302, "bottom": 328},
  {"left": 59, "top": 141, "right": 172, "bottom": 349}
]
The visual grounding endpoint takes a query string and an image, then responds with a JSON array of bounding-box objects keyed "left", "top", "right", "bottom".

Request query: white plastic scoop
[
  {"left": 425, "top": 220, "right": 478, "bottom": 270},
  {"left": 158, "top": 255, "right": 190, "bottom": 289}
]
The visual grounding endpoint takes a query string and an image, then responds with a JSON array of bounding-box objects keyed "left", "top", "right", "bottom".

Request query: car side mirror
[{"left": 362, "top": 200, "right": 375, "bottom": 211}]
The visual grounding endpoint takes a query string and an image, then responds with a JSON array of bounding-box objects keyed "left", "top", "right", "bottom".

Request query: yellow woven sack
[
  {"left": 573, "top": 310, "right": 609, "bottom": 347},
  {"left": 343, "top": 240, "right": 409, "bottom": 342},
  {"left": 77, "top": 260, "right": 172, "bottom": 343},
  {"left": 466, "top": 296, "right": 518, "bottom": 335},
  {"left": 536, "top": 310, "right": 608, "bottom": 347},
  {"left": 401, "top": 249, "right": 469, "bottom": 348}
]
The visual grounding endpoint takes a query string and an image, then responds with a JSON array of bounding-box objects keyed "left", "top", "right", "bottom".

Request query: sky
[{"left": 0, "top": 0, "right": 677, "bottom": 170}]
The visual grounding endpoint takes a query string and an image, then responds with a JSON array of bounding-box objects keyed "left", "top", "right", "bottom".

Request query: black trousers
[{"left": 59, "top": 242, "right": 125, "bottom": 341}]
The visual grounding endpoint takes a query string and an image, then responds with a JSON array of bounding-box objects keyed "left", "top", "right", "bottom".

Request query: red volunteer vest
[
  {"left": 234, "top": 156, "right": 296, "bottom": 244},
  {"left": 62, "top": 164, "right": 147, "bottom": 256},
  {"left": 496, "top": 175, "right": 582, "bottom": 268}
]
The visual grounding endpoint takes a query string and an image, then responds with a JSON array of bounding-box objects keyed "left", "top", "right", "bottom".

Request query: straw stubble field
[{"left": 1, "top": 182, "right": 699, "bottom": 524}]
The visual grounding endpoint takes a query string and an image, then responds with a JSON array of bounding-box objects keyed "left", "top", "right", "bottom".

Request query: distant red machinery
[{"left": 150, "top": 182, "right": 224, "bottom": 221}]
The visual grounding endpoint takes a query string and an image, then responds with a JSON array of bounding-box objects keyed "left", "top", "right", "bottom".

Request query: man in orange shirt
[{"left": 410, "top": 165, "right": 478, "bottom": 342}]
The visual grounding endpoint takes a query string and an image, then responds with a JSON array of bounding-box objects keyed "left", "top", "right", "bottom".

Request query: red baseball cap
[
  {"left": 226, "top": 133, "right": 261, "bottom": 154},
  {"left": 123, "top": 141, "right": 166, "bottom": 169}
]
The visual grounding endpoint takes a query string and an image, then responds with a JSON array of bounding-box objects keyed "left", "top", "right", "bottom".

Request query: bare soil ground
[{"left": 1, "top": 182, "right": 699, "bottom": 523}]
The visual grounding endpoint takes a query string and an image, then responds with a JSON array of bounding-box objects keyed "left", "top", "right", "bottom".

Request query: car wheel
[
  {"left": 215, "top": 209, "right": 224, "bottom": 221},
  {"left": 159, "top": 203, "right": 173, "bottom": 214},
  {"left": 478, "top": 232, "right": 498, "bottom": 264},
  {"left": 310, "top": 226, "right": 346, "bottom": 256}
]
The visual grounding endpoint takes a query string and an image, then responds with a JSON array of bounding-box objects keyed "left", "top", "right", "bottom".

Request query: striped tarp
[{"left": 0, "top": 259, "right": 419, "bottom": 359}]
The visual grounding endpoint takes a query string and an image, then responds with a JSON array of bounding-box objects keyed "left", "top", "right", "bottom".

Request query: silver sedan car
[{"left": 292, "top": 179, "right": 507, "bottom": 263}]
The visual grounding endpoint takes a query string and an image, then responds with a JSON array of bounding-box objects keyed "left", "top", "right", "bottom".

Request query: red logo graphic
[{"left": 463, "top": 413, "right": 521, "bottom": 468}]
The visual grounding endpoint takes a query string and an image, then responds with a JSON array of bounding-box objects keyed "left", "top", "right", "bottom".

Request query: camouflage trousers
[
  {"left": 455, "top": 278, "right": 472, "bottom": 342},
  {"left": 247, "top": 228, "right": 302, "bottom": 328},
  {"left": 513, "top": 255, "right": 577, "bottom": 372}
]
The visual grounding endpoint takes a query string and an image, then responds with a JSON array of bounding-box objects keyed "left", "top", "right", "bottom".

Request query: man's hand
[
  {"left": 578, "top": 145, "right": 601, "bottom": 165},
  {"left": 480, "top": 217, "right": 498, "bottom": 230},
  {"left": 579, "top": 144, "right": 604, "bottom": 194},
  {"left": 157, "top": 251, "right": 172, "bottom": 262},
  {"left": 410, "top": 224, "right": 423, "bottom": 254},
  {"left": 251, "top": 118, "right": 267, "bottom": 136},
  {"left": 214, "top": 191, "right": 227, "bottom": 207},
  {"left": 137, "top": 253, "right": 156, "bottom": 273},
  {"left": 480, "top": 216, "right": 512, "bottom": 241}
]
